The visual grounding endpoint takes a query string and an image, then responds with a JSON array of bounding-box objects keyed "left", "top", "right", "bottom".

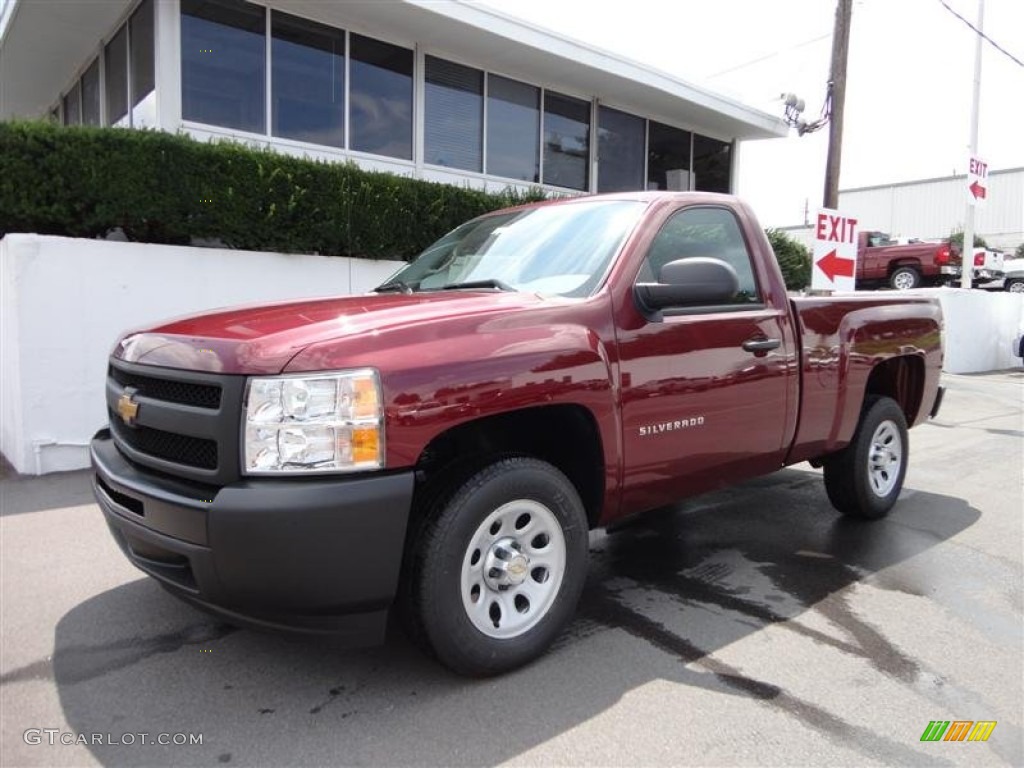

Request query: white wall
[
  {"left": 920, "top": 288, "right": 1024, "bottom": 374},
  {"left": 0, "top": 234, "right": 401, "bottom": 475}
]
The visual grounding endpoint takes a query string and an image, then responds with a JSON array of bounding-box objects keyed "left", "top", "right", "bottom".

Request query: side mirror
[{"left": 635, "top": 257, "right": 740, "bottom": 311}]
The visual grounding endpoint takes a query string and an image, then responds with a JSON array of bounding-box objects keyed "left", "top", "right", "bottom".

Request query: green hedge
[
  {"left": 1, "top": 121, "right": 812, "bottom": 287},
  {"left": 0, "top": 121, "right": 543, "bottom": 260},
  {"left": 764, "top": 228, "right": 811, "bottom": 290}
]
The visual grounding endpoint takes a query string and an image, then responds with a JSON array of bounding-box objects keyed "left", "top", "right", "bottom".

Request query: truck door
[
  {"left": 615, "top": 205, "right": 796, "bottom": 517},
  {"left": 859, "top": 232, "right": 888, "bottom": 281}
]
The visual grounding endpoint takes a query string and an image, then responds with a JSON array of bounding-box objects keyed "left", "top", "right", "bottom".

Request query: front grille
[
  {"left": 109, "top": 366, "right": 221, "bottom": 409},
  {"left": 110, "top": 411, "right": 218, "bottom": 470},
  {"left": 107, "top": 358, "right": 245, "bottom": 484}
]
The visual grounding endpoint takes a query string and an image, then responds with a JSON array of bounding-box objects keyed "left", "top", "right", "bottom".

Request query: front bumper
[{"left": 91, "top": 429, "right": 414, "bottom": 643}]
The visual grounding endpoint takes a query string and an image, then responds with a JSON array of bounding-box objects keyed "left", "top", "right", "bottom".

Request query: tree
[
  {"left": 948, "top": 229, "right": 989, "bottom": 250},
  {"left": 1015, "top": 243, "right": 1024, "bottom": 260},
  {"left": 764, "top": 228, "right": 811, "bottom": 290}
]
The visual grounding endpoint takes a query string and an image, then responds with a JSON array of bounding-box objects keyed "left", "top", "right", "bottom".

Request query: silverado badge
[{"left": 116, "top": 388, "right": 140, "bottom": 426}]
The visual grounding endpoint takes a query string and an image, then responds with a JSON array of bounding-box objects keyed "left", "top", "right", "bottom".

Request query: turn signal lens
[{"left": 351, "top": 426, "right": 381, "bottom": 465}]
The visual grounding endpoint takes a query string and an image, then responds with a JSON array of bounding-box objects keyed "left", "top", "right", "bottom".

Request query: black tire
[
  {"left": 823, "top": 396, "right": 908, "bottom": 519},
  {"left": 404, "top": 456, "right": 588, "bottom": 676},
  {"left": 1005, "top": 278, "right": 1024, "bottom": 293},
  {"left": 889, "top": 267, "right": 921, "bottom": 290}
]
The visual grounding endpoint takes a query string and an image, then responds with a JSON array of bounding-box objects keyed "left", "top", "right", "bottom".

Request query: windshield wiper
[
  {"left": 438, "top": 279, "right": 516, "bottom": 292},
  {"left": 374, "top": 280, "right": 415, "bottom": 294}
]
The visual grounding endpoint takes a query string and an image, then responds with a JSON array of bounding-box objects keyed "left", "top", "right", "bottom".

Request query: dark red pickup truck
[
  {"left": 91, "top": 192, "right": 944, "bottom": 675},
  {"left": 855, "top": 230, "right": 959, "bottom": 289}
]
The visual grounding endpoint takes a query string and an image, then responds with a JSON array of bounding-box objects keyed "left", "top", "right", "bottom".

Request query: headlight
[{"left": 243, "top": 370, "right": 383, "bottom": 474}]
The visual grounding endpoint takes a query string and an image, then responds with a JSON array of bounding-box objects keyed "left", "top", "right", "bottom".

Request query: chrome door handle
[{"left": 742, "top": 337, "right": 781, "bottom": 353}]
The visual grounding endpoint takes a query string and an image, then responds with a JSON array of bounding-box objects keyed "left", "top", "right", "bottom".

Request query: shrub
[
  {"left": 1015, "top": 243, "right": 1024, "bottom": 259},
  {"left": 948, "top": 229, "right": 989, "bottom": 250},
  {"left": 764, "top": 228, "right": 811, "bottom": 290},
  {"left": 0, "top": 121, "right": 545, "bottom": 261}
]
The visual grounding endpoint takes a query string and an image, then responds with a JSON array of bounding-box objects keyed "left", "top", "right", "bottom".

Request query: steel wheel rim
[
  {"left": 460, "top": 499, "right": 566, "bottom": 639},
  {"left": 893, "top": 272, "right": 914, "bottom": 290},
  {"left": 868, "top": 420, "right": 902, "bottom": 497}
]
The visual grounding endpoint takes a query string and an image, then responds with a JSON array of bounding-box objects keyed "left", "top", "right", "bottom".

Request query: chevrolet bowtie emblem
[{"left": 117, "top": 388, "right": 140, "bottom": 426}]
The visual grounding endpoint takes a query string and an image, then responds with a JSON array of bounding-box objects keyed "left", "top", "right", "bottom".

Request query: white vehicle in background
[
  {"left": 969, "top": 248, "right": 1004, "bottom": 285},
  {"left": 978, "top": 255, "right": 1022, "bottom": 292},
  {"left": 997, "top": 258, "right": 1023, "bottom": 293}
]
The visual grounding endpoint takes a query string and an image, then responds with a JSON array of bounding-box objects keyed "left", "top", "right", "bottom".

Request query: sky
[{"left": 475, "top": 0, "right": 1024, "bottom": 227}]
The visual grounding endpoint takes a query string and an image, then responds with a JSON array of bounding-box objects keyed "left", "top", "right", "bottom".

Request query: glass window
[
  {"left": 105, "top": 25, "right": 129, "bottom": 125},
  {"left": 543, "top": 91, "right": 590, "bottom": 191},
  {"left": 181, "top": 0, "right": 266, "bottom": 133},
  {"left": 638, "top": 206, "right": 760, "bottom": 303},
  {"left": 486, "top": 75, "right": 539, "bottom": 182},
  {"left": 692, "top": 134, "right": 732, "bottom": 194},
  {"left": 350, "top": 34, "right": 412, "bottom": 159},
  {"left": 384, "top": 200, "right": 647, "bottom": 298},
  {"left": 81, "top": 59, "right": 101, "bottom": 126},
  {"left": 63, "top": 81, "right": 81, "bottom": 126},
  {"left": 425, "top": 56, "right": 483, "bottom": 172},
  {"left": 598, "top": 106, "right": 645, "bottom": 192},
  {"left": 130, "top": 0, "right": 155, "bottom": 107},
  {"left": 647, "top": 121, "right": 691, "bottom": 191},
  {"left": 271, "top": 10, "right": 345, "bottom": 147}
]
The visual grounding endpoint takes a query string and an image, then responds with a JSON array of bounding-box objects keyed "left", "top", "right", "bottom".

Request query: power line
[
  {"left": 705, "top": 33, "right": 832, "bottom": 79},
  {"left": 936, "top": 0, "right": 1024, "bottom": 68}
]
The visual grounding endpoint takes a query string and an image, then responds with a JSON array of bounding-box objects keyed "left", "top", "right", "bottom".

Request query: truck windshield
[{"left": 378, "top": 200, "right": 647, "bottom": 298}]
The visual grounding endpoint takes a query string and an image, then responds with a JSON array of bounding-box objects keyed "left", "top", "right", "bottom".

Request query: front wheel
[
  {"left": 823, "top": 396, "right": 908, "bottom": 519},
  {"left": 405, "top": 457, "right": 588, "bottom": 676},
  {"left": 1005, "top": 278, "right": 1024, "bottom": 293},
  {"left": 889, "top": 267, "right": 921, "bottom": 290}
]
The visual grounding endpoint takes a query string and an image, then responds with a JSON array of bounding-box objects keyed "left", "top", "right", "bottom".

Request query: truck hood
[{"left": 113, "top": 291, "right": 547, "bottom": 374}]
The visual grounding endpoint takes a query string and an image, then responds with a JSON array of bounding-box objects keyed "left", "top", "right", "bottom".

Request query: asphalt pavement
[{"left": 1, "top": 371, "right": 1022, "bottom": 767}]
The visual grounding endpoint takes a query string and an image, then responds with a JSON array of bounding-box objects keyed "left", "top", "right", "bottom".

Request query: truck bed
[{"left": 786, "top": 293, "right": 943, "bottom": 464}]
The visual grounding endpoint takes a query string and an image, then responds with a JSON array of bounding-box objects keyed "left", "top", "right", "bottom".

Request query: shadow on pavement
[
  {"left": 24, "top": 469, "right": 987, "bottom": 765},
  {"left": 0, "top": 469, "right": 93, "bottom": 517}
]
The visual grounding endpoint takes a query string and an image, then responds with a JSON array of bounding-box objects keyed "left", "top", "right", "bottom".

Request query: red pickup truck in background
[
  {"left": 855, "top": 230, "right": 960, "bottom": 289},
  {"left": 91, "top": 193, "right": 944, "bottom": 676}
]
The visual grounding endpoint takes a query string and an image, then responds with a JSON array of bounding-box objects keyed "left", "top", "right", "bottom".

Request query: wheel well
[
  {"left": 414, "top": 405, "right": 605, "bottom": 528},
  {"left": 888, "top": 260, "right": 922, "bottom": 275},
  {"left": 865, "top": 356, "right": 924, "bottom": 424}
]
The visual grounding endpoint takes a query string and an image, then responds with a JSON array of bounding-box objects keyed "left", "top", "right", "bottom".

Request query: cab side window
[{"left": 637, "top": 206, "right": 761, "bottom": 304}]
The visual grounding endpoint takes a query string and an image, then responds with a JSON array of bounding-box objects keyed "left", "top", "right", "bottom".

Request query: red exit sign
[{"left": 816, "top": 212, "right": 858, "bottom": 244}]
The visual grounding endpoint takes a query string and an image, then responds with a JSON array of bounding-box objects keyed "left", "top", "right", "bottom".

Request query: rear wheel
[
  {"left": 823, "top": 396, "right": 908, "bottom": 519},
  {"left": 1006, "top": 278, "right": 1024, "bottom": 293},
  {"left": 889, "top": 267, "right": 921, "bottom": 290},
  {"left": 405, "top": 457, "right": 588, "bottom": 676}
]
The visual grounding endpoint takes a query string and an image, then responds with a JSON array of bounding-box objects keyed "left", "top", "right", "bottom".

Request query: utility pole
[
  {"left": 960, "top": 0, "right": 985, "bottom": 290},
  {"left": 823, "top": 0, "right": 852, "bottom": 209}
]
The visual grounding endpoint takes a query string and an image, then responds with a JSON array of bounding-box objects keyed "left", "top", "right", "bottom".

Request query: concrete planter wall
[
  {"left": 1, "top": 235, "right": 1021, "bottom": 475},
  {"left": 0, "top": 234, "right": 401, "bottom": 475},
  {"left": 912, "top": 287, "right": 1024, "bottom": 374}
]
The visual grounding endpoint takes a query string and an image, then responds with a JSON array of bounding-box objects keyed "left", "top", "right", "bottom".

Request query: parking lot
[{"left": 1, "top": 371, "right": 1022, "bottom": 767}]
